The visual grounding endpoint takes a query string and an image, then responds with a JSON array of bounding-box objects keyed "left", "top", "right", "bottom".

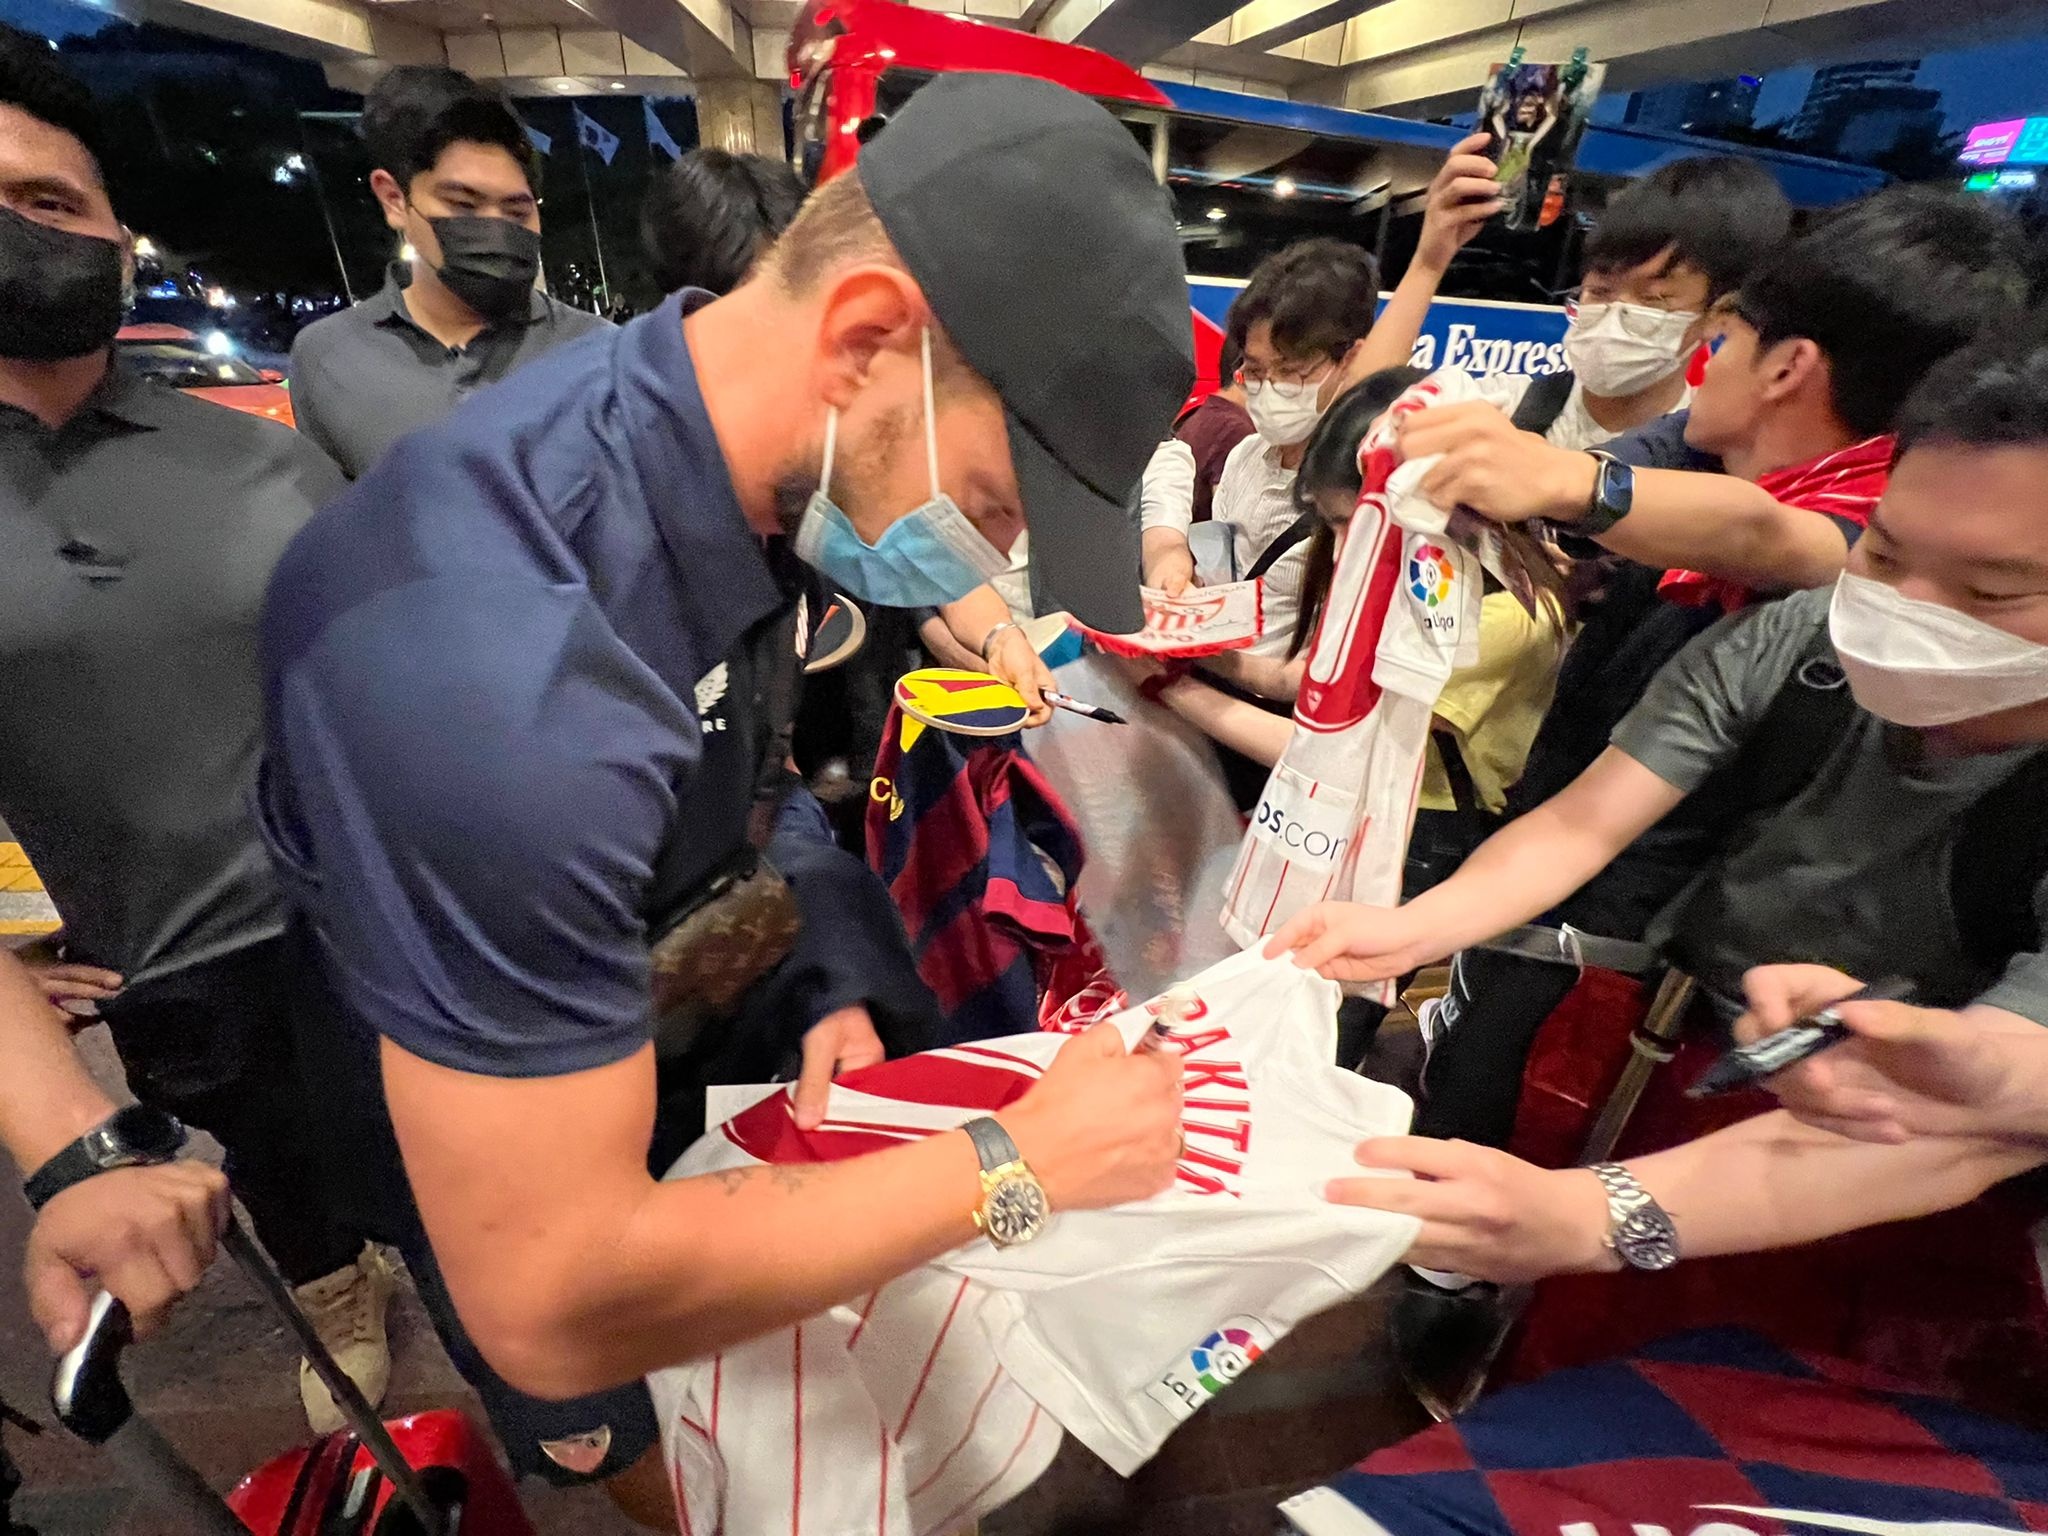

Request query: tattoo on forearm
[{"left": 704, "top": 1164, "right": 823, "bottom": 1197}]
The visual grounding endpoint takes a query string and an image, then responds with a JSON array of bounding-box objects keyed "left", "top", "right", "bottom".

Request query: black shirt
[
  {"left": 0, "top": 361, "right": 343, "bottom": 981},
  {"left": 287, "top": 263, "right": 610, "bottom": 479}
]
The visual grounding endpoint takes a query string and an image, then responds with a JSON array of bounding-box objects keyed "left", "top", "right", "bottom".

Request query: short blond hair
[
  {"left": 764, "top": 168, "right": 903, "bottom": 293},
  {"left": 764, "top": 166, "right": 973, "bottom": 382}
]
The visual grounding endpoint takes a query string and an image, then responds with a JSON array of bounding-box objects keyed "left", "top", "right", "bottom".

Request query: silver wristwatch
[{"left": 1589, "top": 1162, "right": 1680, "bottom": 1272}]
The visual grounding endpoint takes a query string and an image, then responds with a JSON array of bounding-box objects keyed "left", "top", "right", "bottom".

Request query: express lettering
[
  {"left": 1434, "top": 323, "right": 1567, "bottom": 377},
  {"left": 1558, "top": 1524, "right": 1766, "bottom": 1536}
]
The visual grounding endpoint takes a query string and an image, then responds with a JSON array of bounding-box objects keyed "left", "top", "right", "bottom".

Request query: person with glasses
[
  {"left": 1404, "top": 187, "right": 2034, "bottom": 936},
  {"left": 1140, "top": 237, "right": 1380, "bottom": 597},
  {"left": 1330, "top": 153, "right": 1791, "bottom": 454}
]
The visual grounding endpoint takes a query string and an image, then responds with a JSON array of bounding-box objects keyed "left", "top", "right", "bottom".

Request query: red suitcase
[{"left": 51, "top": 1219, "right": 535, "bottom": 1536}]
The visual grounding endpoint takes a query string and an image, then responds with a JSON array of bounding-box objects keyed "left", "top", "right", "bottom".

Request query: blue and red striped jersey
[
  {"left": 1286, "top": 1329, "right": 2048, "bottom": 1536},
  {"left": 866, "top": 705, "right": 1094, "bottom": 1043}
]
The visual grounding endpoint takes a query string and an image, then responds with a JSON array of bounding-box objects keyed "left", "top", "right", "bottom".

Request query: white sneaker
[{"left": 294, "top": 1244, "right": 397, "bottom": 1434}]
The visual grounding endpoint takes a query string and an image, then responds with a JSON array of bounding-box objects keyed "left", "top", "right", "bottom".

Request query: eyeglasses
[
  {"left": 1237, "top": 358, "right": 1335, "bottom": 388},
  {"left": 1563, "top": 293, "right": 1699, "bottom": 339}
]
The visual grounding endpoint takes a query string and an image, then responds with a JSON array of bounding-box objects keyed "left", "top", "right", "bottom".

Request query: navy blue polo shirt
[{"left": 259, "top": 291, "right": 784, "bottom": 1077}]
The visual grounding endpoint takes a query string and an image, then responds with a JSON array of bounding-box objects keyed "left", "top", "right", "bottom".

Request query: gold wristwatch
[{"left": 963, "top": 1116, "right": 1049, "bottom": 1248}]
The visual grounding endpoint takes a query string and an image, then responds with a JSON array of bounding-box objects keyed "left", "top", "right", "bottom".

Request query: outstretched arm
[
  {"left": 1326, "top": 1108, "right": 2042, "bottom": 1284},
  {"left": 1269, "top": 746, "right": 1685, "bottom": 983},
  {"left": 1397, "top": 403, "right": 1853, "bottom": 593},
  {"left": 1325, "top": 135, "right": 1504, "bottom": 402}
]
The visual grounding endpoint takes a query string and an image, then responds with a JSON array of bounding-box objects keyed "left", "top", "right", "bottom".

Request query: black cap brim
[{"left": 1008, "top": 409, "right": 1142, "bottom": 634}]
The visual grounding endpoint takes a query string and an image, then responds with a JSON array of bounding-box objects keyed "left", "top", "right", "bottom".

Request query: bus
[{"left": 787, "top": 0, "right": 1884, "bottom": 389}]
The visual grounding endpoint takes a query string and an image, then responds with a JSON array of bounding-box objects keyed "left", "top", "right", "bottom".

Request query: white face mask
[
  {"left": 1828, "top": 570, "right": 2048, "bottom": 728},
  {"left": 1562, "top": 301, "right": 1698, "bottom": 398},
  {"left": 1245, "top": 375, "right": 1326, "bottom": 447}
]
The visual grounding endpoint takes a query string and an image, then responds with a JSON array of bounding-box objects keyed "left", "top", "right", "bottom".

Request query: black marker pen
[{"left": 1687, "top": 978, "right": 1916, "bottom": 1099}]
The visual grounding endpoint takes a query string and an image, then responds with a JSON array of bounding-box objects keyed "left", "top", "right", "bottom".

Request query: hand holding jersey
[
  {"left": 647, "top": 950, "right": 1419, "bottom": 1536},
  {"left": 1319, "top": 961, "right": 2046, "bottom": 1286},
  {"left": 1293, "top": 332, "right": 2048, "bottom": 1288},
  {"left": 1221, "top": 370, "right": 1530, "bottom": 989}
]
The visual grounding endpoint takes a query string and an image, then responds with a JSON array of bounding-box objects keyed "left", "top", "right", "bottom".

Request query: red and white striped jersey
[
  {"left": 646, "top": 949, "right": 1418, "bottom": 1536},
  {"left": 1222, "top": 371, "right": 1516, "bottom": 997}
]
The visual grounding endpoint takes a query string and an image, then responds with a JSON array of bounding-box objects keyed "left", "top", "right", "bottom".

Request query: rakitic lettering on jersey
[{"left": 1147, "top": 1013, "right": 1255, "bottom": 1199}]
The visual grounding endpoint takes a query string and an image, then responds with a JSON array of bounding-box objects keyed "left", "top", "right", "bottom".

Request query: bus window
[
  {"left": 1163, "top": 114, "right": 1428, "bottom": 279},
  {"left": 863, "top": 70, "right": 1158, "bottom": 184}
]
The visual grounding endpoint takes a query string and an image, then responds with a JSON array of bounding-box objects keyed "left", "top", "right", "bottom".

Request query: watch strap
[
  {"left": 1579, "top": 452, "right": 1633, "bottom": 537},
  {"left": 1589, "top": 1161, "right": 1677, "bottom": 1269},
  {"left": 24, "top": 1141, "right": 102, "bottom": 1213},
  {"left": 962, "top": 1116, "right": 1021, "bottom": 1173},
  {"left": 1590, "top": 1161, "right": 1644, "bottom": 1207},
  {"left": 24, "top": 1108, "right": 184, "bottom": 1212}
]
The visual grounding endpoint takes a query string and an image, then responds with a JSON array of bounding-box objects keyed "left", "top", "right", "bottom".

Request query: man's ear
[
  {"left": 368, "top": 168, "right": 409, "bottom": 233},
  {"left": 117, "top": 225, "right": 136, "bottom": 291},
  {"left": 813, "top": 265, "right": 927, "bottom": 411},
  {"left": 1758, "top": 335, "right": 1824, "bottom": 408}
]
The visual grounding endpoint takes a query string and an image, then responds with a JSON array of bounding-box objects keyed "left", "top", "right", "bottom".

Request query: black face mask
[
  {"left": 0, "top": 207, "right": 125, "bottom": 361},
  {"left": 426, "top": 214, "right": 542, "bottom": 321}
]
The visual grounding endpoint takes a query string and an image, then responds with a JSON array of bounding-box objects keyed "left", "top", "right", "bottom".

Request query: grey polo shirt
[
  {"left": 288, "top": 263, "right": 611, "bottom": 479},
  {"left": 1615, "top": 587, "right": 2048, "bottom": 1023},
  {"left": 0, "top": 362, "right": 345, "bottom": 983}
]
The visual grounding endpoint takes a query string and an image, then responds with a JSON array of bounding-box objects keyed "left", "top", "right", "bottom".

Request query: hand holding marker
[{"left": 1688, "top": 978, "right": 1917, "bottom": 1098}]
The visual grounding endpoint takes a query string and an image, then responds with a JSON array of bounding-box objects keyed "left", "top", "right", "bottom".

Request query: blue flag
[
  {"left": 574, "top": 107, "right": 620, "bottom": 166},
  {"left": 521, "top": 120, "right": 552, "bottom": 156},
  {"left": 644, "top": 99, "right": 683, "bottom": 161}
]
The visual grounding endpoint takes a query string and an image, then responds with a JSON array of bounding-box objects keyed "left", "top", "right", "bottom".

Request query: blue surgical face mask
[{"left": 795, "top": 328, "right": 1010, "bottom": 609}]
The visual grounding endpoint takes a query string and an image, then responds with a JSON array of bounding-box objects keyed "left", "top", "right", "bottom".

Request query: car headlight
[{"left": 203, "top": 330, "right": 234, "bottom": 357}]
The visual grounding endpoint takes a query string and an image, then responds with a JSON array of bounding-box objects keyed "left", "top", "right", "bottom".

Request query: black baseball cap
[{"left": 862, "top": 73, "right": 1194, "bottom": 633}]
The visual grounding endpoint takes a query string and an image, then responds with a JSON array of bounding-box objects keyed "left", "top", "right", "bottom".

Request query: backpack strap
[
  {"left": 1246, "top": 510, "right": 1317, "bottom": 581},
  {"left": 1669, "top": 614, "right": 2048, "bottom": 982},
  {"left": 1950, "top": 749, "right": 2048, "bottom": 971},
  {"left": 1682, "top": 621, "right": 1858, "bottom": 834},
  {"left": 1510, "top": 370, "right": 1577, "bottom": 437}
]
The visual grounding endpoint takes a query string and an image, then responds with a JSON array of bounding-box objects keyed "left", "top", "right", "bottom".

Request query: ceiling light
[
  {"left": 553, "top": 79, "right": 577, "bottom": 92},
  {"left": 608, "top": 80, "right": 625, "bottom": 89}
]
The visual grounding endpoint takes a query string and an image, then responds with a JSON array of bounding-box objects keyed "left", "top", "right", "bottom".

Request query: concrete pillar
[{"left": 696, "top": 77, "right": 786, "bottom": 158}]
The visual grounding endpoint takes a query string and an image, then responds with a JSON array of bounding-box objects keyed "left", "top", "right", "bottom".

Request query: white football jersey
[
  {"left": 1222, "top": 371, "right": 1515, "bottom": 998},
  {"left": 647, "top": 949, "right": 1419, "bottom": 1536}
]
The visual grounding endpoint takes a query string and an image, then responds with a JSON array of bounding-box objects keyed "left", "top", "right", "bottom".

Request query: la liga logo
[
  {"left": 1189, "top": 1326, "right": 1263, "bottom": 1392},
  {"left": 1150, "top": 1315, "right": 1274, "bottom": 1419},
  {"left": 1408, "top": 542, "right": 1453, "bottom": 608}
]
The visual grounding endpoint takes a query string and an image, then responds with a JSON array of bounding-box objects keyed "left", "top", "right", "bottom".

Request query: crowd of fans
[{"left": 5, "top": 18, "right": 2048, "bottom": 1533}]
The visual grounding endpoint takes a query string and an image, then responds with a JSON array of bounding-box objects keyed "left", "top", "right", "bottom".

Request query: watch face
[
  {"left": 1616, "top": 1208, "right": 1679, "bottom": 1271},
  {"left": 983, "top": 1174, "right": 1049, "bottom": 1247},
  {"left": 107, "top": 1105, "right": 186, "bottom": 1162}
]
